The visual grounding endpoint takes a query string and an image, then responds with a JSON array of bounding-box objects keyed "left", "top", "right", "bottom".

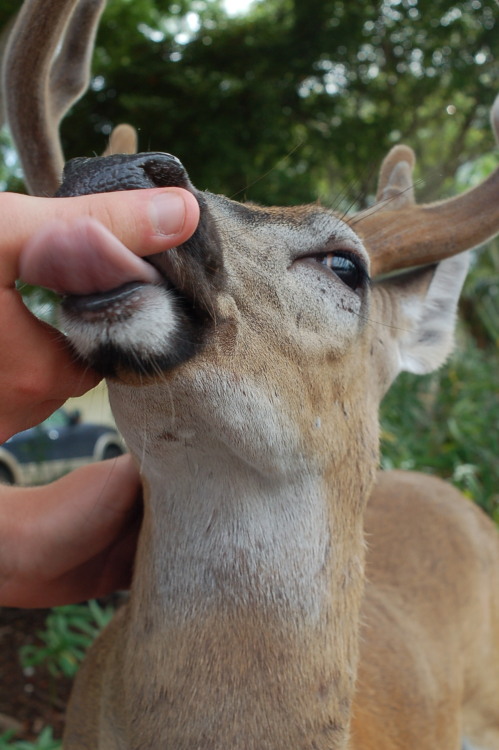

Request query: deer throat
[{"left": 117, "top": 448, "right": 367, "bottom": 750}]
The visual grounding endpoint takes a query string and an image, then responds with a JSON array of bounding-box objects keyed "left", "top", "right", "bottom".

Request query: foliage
[
  {"left": 15, "top": 282, "right": 60, "bottom": 326},
  {"left": 380, "top": 318, "right": 499, "bottom": 522},
  {"left": 0, "top": 127, "right": 24, "bottom": 193},
  {"left": 20, "top": 600, "right": 114, "bottom": 679},
  {"left": 62, "top": 0, "right": 498, "bottom": 207},
  {"left": 461, "top": 241, "right": 499, "bottom": 347},
  {"left": 0, "top": 727, "right": 60, "bottom": 750}
]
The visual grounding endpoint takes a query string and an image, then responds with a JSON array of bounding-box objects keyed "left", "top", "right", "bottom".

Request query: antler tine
[
  {"left": 49, "top": 0, "right": 106, "bottom": 126},
  {"left": 355, "top": 95, "right": 499, "bottom": 277},
  {"left": 3, "top": 0, "right": 106, "bottom": 196},
  {"left": 0, "top": 14, "right": 18, "bottom": 129},
  {"left": 103, "top": 123, "right": 139, "bottom": 156}
]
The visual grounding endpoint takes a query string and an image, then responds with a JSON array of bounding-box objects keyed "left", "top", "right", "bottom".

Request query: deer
[{"left": 2, "top": 1, "right": 499, "bottom": 748}]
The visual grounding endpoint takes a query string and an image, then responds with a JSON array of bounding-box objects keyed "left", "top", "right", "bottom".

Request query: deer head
[{"left": 53, "top": 147, "right": 473, "bottom": 422}]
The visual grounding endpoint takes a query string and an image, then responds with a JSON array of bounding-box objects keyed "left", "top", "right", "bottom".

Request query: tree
[
  {"left": 3, "top": 0, "right": 496, "bottom": 204},
  {"left": 64, "top": 0, "right": 499, "bottom": 207}
]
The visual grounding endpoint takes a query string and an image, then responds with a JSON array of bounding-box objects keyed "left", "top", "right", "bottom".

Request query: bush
[
  {"left": 380, "top": 325, "right": 498, "bottom": 523},
  {"left": 0, "top": 727, "right": 60, "bottom": 750},
  {"left": 19, "top": 600, "right": 114, "bottom": 679}
]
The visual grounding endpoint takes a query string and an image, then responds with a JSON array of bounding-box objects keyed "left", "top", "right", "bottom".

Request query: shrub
[{"left": 19, "top": 600, "right": 114, "bottom": 679}]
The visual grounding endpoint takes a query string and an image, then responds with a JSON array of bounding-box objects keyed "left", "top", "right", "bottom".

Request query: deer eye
[{"left": 317, "top": 252, "right": 367, "bottom": 291}]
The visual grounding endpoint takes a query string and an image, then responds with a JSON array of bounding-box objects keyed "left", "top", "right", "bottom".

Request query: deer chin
[{"left": 61, "top": 277, "right": 202, "bottom": 378}]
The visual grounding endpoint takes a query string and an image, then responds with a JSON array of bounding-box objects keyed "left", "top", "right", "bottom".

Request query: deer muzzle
[
  {"left": 56, "top": 152, "right": 223, "bottom": 377},
  {"left": 55, "top": 152, "right": 193, "bottom": 196}
]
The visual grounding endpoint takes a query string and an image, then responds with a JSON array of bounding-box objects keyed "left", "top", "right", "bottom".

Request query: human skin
[
  {"left": 0, "top": 187, "right": 199, "bottom": 607},
  {"left": 0, "top": 456, "right": 142, "bottom": 607}
]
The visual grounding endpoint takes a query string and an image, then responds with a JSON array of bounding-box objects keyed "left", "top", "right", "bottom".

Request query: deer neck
[{"left": 110, "top": 376, "right": 375, "bottom": 750}]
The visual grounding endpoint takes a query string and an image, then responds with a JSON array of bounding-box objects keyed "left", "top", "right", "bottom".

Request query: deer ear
[{"left": 372, "top": 253, "right": 469, "bottom": 385}]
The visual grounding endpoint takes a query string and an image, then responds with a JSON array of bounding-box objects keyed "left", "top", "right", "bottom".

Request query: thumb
[{"left": 0, "top": 187, "right": 200, "bottom": 286}]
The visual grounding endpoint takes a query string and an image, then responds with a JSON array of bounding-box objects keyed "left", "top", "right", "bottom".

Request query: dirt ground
[{"left": 0, "top": 607, "right": 72, "bottom": 742}]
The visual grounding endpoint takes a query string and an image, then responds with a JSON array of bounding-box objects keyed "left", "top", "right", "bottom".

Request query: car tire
[
  {"left": 0, "top": 464, "right": 14, "bottom": 485},
  {"left": 102, "top": 444, "right": 124, "bottom": 460}
]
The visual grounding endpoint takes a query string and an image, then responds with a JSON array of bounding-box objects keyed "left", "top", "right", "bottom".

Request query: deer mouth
[
  {"left": 58, "top": 238, "right": 183, "bottom": 322},
  {"left": 56, "top": 220, "right": 224, "bottom": 377},
  {"left": 60, "top": 262, "right": 204, "bottom": 378},
  {"left": 50, "top": 152, "right": 221, "bottom": 377}
]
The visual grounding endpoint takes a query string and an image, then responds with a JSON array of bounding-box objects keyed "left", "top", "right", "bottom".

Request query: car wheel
[
  {"left": 0, "top": 464, "right": 14, "bottom": 485},
  {"left": 102, "top": 444, "right": 124, "bottom": 460}
]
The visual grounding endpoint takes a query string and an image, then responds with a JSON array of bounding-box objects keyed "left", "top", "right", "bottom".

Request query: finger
[
  {"left": 0, "top": 457, "right": 142, "bottom": 606},
  {"left": 34, "top": 456, "right": 142, "bottom": 572},
  {"left": 0, "top": 187, "right": 200, "bottom": 286},
  {"left": 53, "top": 521, "right": 140, "bottom": 606},
  {"left": 10, "top": 521, "right": 141, "bottom": 608},
  {"left": 19, "top": 218, "right": 164, "bottom": 294}
]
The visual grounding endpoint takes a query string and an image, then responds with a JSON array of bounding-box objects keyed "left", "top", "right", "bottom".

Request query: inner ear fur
[{"left": 370, "top": 253, "right": 469, "bottom": 395}]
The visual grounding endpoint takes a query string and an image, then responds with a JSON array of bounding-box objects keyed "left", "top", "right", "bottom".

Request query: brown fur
[
  {"left": 353, "top": 471, "right": 499, "bottom": 749},
  {"left": 57, "top": 192, "right": 494, "bottom": 749},
  {"left": 64, "top": 471, "right": 499, "bottom": 749}
]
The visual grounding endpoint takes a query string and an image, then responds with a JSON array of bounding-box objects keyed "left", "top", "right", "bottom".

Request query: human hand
[
  {"left": 0, "top": 455, "right": 143, "bottom": 607},
  {"left": 0, "top": 188, "right": 199, "bottom": 441}
]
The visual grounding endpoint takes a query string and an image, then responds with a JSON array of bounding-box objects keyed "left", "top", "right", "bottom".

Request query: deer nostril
[{"left": 140, "top": 153, "right": 191, "bottom": 189}]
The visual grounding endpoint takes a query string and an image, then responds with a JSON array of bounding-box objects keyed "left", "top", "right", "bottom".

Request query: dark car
[{"left": 0, "top": 408, "right": 125, "bottom": 485}]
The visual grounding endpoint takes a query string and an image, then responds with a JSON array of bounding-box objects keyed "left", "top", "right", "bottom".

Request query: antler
[
  {"left": 2, "top": 0, "right": 137, "bottom": 196},
  {"left": 2, "top": 0, "right": 106, "bottom": 195},
  {"left": 102, "top": 123, "right": 138, "bottom": 157},
  {"left": 354, "top": 95, "right": 499, "bottom": 277},
  {"left": 0, "top": 14, "right": 17, "bottom": 130}
]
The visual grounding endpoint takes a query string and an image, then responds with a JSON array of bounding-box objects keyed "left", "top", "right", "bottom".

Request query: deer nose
[{"left": 56, "top": 152, "right": 194, "bottom": 197}]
